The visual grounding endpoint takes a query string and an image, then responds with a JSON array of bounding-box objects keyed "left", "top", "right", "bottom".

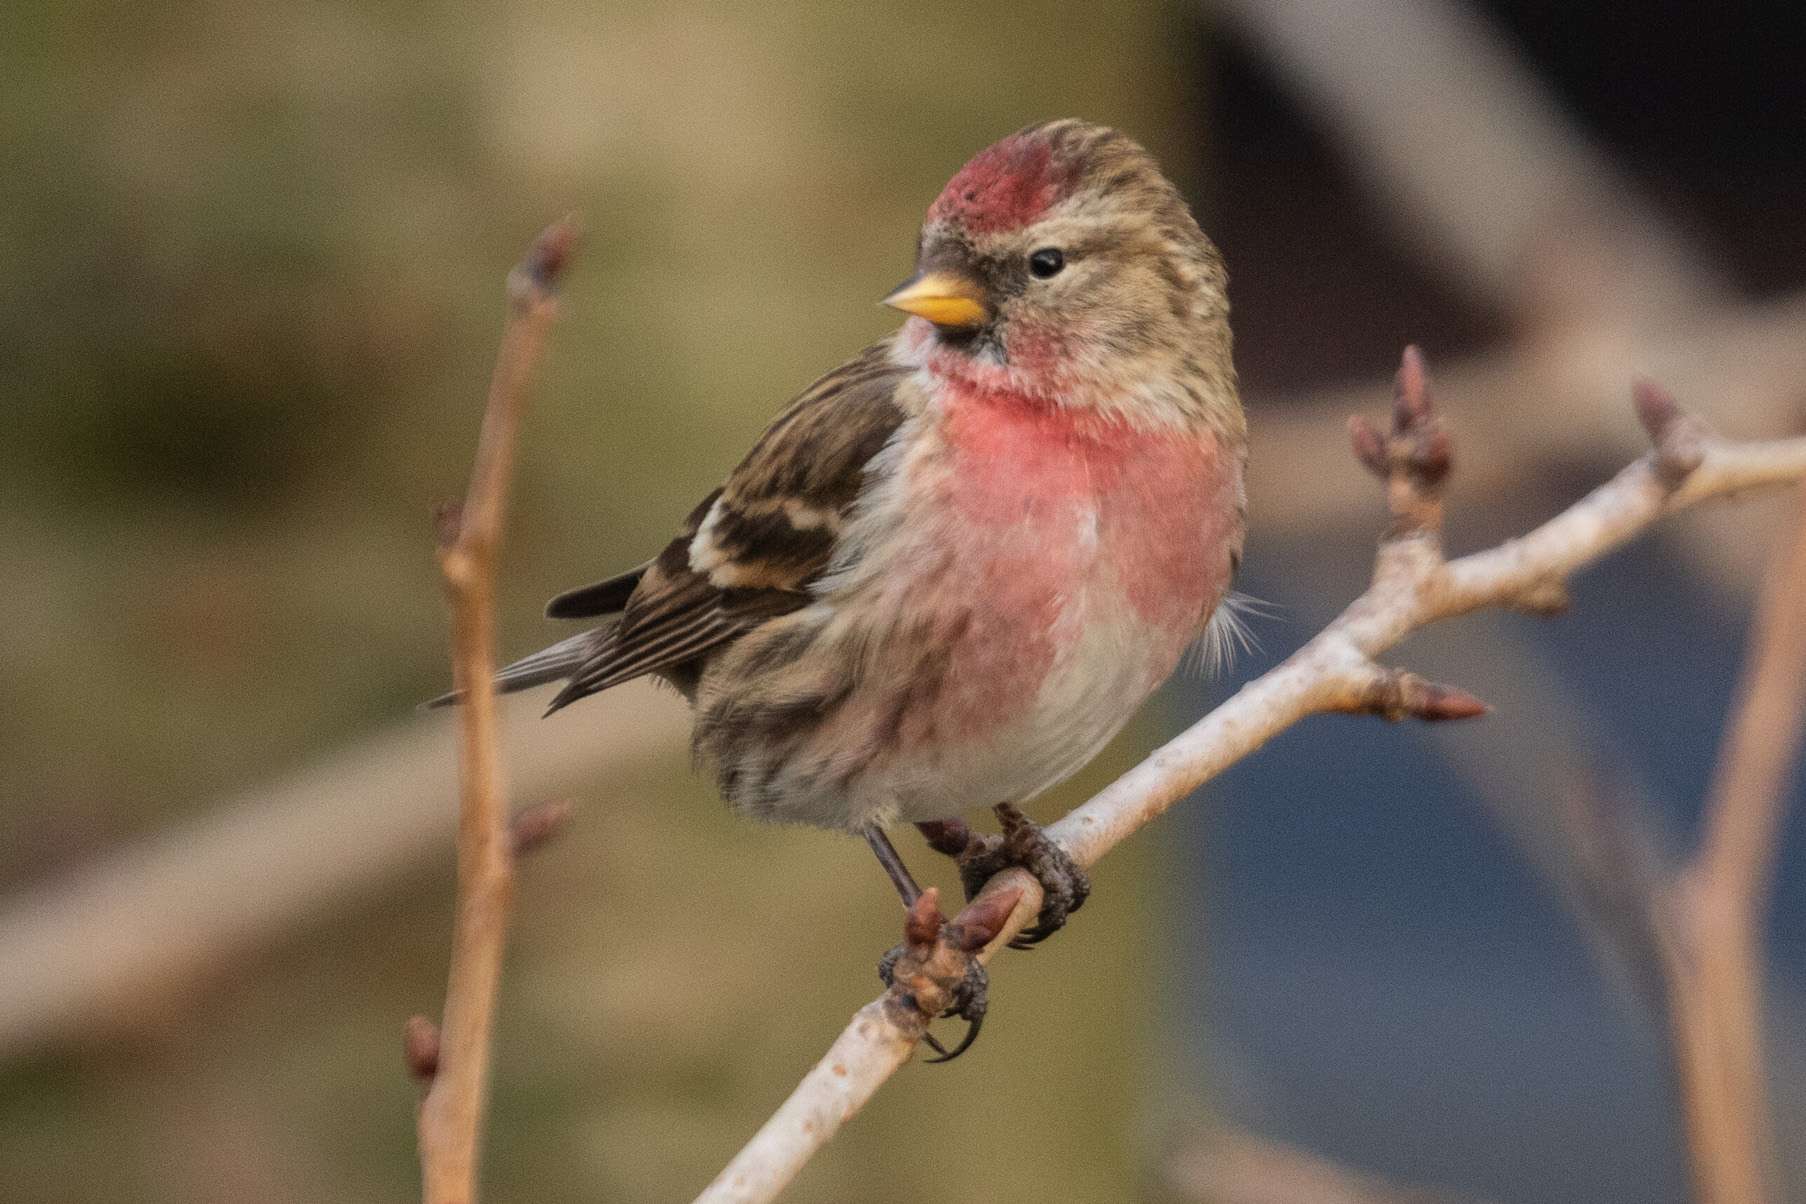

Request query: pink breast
[
  {"left": 887, "top": 389, "right": 1238, "bottom": 744},
  {"left": 939, "top": 389, "right": 1233, "bottom": 625}
]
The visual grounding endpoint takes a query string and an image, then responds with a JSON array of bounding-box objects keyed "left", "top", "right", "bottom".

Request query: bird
[{"left": 442, "top": 119, "right": 1246, "bottom": 1056}]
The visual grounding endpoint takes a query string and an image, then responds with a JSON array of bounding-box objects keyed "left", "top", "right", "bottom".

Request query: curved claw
[
  {"left": 1011, "top": 894, "right": 1082, "bottom": 946},
  {"left": 922, "top": 1011, "right": 984, "bottom": 1063},
  {"left": 927, "top": 958, "right": 991, "bottom": 1063}
]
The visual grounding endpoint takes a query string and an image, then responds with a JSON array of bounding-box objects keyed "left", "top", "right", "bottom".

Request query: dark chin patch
[{"left": 933, "top": 323, "right": 1006, "bottom": 365}]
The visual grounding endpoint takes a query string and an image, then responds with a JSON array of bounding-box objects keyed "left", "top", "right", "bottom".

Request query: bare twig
[
  {"left": 415, "top": 218, "right": 576, "bottom": 1204},
  {"left": 1659, "top": 487, "right": 1806, "bottom": 1204},
  {"left": 694, "top": 349, "right": 1806, "bottom": 1204}
]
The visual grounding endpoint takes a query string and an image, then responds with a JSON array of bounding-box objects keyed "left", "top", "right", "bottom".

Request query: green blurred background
[{"left": 0, "top": 1, "right": 1202, "bottom": 1200}]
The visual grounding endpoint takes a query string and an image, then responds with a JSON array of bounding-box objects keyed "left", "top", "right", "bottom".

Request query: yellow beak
[{"left": 881, "top": 270, "right": 990, "bottom": 328}]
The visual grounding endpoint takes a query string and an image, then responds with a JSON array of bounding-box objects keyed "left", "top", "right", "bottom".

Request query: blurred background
[{"left": 2, "top": 1, "right": 1804, "bottom": 1201}]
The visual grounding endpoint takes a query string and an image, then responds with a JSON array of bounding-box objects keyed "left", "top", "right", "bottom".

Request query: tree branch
[
  {"left": 693, "top": 348, "right": 1806, "bottom": 1204},
  {"left": 1660, "top": 487, "right": 1806, "bottom": 1204},
  {"left": 415, "top": 218, "right": 576, "bottom": 1204}
]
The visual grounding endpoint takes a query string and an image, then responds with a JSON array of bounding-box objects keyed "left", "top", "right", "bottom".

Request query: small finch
[{"left": 450, "top": 120, "right": 1245, "bottom": 1053}]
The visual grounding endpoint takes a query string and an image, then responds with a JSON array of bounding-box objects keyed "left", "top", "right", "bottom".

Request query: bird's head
[{"left": 885, "top": 120, "right": 1239, "bottom": 430}]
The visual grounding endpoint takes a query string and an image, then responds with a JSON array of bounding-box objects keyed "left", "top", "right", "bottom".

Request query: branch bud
[
  {"left": 904, "top": 888, "right": 943, "bottom": 948},
  {"left": 433, "top": 500, "right": 464, "bottom": 549},
  {"left": 1350, "top": 346, "right": 1456, "bottom": 539},
  {"left": 1416, "top": 422, "right": 1452, "bottom": 488},
  {"left": 948, "top": 887, "right": 1025, "bottom": 953},
  {"left": 510, "top": 215, "right": 582, "bottom": 303},
  {"left": 1632, "top": 378, "right": 1682, "bottom": 441},
  {"left": 1406, "top": 678, "right": 1492, "bottom": 721},
  {"left": 1393, "top": 346, "right": 1452, "bottom": 489},
  {"left": 1394, "top": 344, "right": 1431, "bottom": 425},
  {"left": 509, "top": 798, "right": 575, "bottom": 857},
  {"left": 1348, "top": 415, "right": 1389, "bottom": 479},
  {"left": 405, "top": 1015, "right": 441, "bottom": 1082},
  {"left": 528, "top": 216, "right": 580, "bottom": 290},
  {"left": 1633, "top": 380, "right": 1709, "bottom": 488},
  {"left": 1335, "top": 666, "right": 1490, "bottom": 723}
]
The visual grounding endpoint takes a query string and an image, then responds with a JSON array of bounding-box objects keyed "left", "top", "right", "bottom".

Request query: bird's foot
[
  {"left": 878, "top": 943, "right": 988, "bottom": 1063},
  {"left": 877, "top": 886, "right": 1021, "bottom": 1063},
  {"left": 921, "top": 803, "right": 1089, "bottom": 949}
]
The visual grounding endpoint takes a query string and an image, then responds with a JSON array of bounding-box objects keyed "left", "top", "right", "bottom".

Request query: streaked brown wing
[{"left": 542, "top": 338, "right": 908, "bottom": 713}]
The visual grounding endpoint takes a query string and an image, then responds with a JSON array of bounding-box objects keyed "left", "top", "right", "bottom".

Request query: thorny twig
[
  {"left": 693, "top": 347, "right": 1806, "bottom": 1204},
  {"left": 414, "top": 218, "right": 577, "bottom": 1204}
]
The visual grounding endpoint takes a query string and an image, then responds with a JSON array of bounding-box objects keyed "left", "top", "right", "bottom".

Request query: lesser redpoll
[{"left": 449, "top": 120, "right": 1246, "bottom": 1055}]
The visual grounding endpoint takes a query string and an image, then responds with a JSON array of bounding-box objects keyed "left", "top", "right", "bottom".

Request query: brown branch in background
[
  {"left": 693, "top": 349, "right": 1806, "bottom": 1204},
  {"left": 1459, "top": 482, "right": 1806, "bottom": 1204},
  {"left": 415, "top": 218, "right": 576, "bottom": 1204},
  {"left": 1659, "top": 487, "right": 1806, "bottom": 1204}
]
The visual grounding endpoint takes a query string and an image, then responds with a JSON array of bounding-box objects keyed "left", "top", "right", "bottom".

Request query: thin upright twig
[
  {"left": 416, "top": 218, "right": 577, "bottom": 1204},
  {"left": 1661, "top": 487, "right": 1806, "bottom": 1204},
  {"left": 693, "top": 351, "right": 1806, "bottom": 1204}
]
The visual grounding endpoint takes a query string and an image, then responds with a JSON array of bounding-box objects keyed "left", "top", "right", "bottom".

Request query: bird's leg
[
  {"left": 863, "top": 824, "right": 924, "bottom": 907},
  {"left": 917, "top": 804, "right": 1089, "bottom": 948},
  {"left": 867, "top": 826, "right": 1002, "bottom": 1062}
]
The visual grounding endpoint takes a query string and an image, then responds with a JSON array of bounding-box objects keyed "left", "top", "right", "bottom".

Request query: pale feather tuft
[{"left": 1182, "top": 591, "right": 1266, "bottom": 677}]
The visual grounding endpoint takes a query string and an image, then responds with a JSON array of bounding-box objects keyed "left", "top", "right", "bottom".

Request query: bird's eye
[{"left": 1028, "top": 247, "right": 1065, "bottom": 278}]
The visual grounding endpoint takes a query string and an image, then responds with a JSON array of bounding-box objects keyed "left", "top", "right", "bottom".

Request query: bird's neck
[{"left": 894, "top": 316, "right": 1240, "bottom": 437}]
